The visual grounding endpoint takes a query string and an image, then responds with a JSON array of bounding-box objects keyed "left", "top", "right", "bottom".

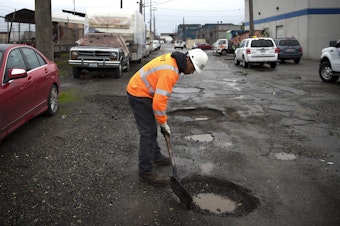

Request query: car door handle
[
  {"left": 27, "top": 76, "right": 33, "bottom": 84},
  {"left": 45, "top": 68, "right": 48, "bottom": 73}
]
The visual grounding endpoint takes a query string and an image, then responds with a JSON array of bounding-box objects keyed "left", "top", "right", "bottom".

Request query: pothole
[
  {"left": 180, "top": 175, "right": 260, "bottom": 217},
  {"left": 274, "top": 152, "right": 297, "bottom": 160},
  {"left": 168, "top": 107, "right": 225, "bottom": 121},
  {"left": 184, "top": 134, "right": 213, "bottom": 142},
  {"left": 193, "top": 193, "right": 237, "bottom": 214},
  {"left": 172, "top": 87, "right": 202, "bottom": 94}
]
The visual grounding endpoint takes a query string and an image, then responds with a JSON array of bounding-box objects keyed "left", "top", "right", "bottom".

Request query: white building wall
[{"left": 244, "top": 0, "right": 340, "bottom": 59}]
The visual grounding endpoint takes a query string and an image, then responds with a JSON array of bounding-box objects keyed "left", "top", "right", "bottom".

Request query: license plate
[
  {"left": 89, "top": 63, "right": 97, "bottom": 68},
  {"left": 285, "top": 49, "right": 295, "bottom": 52}
]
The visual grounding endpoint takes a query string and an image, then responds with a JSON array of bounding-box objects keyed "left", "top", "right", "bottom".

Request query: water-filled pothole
[
  {"left": 274, "top": 152, "right": 297, "bottom": 160},
  {"left": 168, "top": 107, "right": 225, "bottom": 121},
  {"left": 193, "top": 193, "right": 237, "bottom": 214},
  {"left": 180, "top": 175, "right": 260, "bottom": 217},
  {"left": 184, "top": 134, "right": 213, "bottom": 142}
]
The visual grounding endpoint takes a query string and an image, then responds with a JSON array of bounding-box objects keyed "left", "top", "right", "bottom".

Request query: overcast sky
[{"left": 0, "top": 0, "right": 244, "bottom": 34}]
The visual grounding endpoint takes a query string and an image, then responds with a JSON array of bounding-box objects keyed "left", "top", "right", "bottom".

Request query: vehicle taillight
[
  {"left": 299, "top": 47, "right": 303, "bottom": 53},
  {"left": 246, "top": 48, "right": 251, "bottom": 54},
  {"left": 275, "top": 48, "right": 280, "bottom": 53}
]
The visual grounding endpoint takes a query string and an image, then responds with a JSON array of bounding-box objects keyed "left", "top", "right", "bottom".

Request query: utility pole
[
  {"left": 120, "top": 0, "right": 123, "bottom": 8},
  {"left": 249, "top": 0, "right": 254, "bottom": 37},
  {"left": 149, "top": 0, "right": 152, "bottom": 34},
  {"left": 139, "top": 0, "right": 143, "bottom": 14},
  {"left": 182, "top": 17, "right": 185, "bottom": 41},
  {"left": 153, "top": 9, "right": 156, "bottom": 37},
  {"left": 35, "top": 0, "right": 53, "bottom": 60}
]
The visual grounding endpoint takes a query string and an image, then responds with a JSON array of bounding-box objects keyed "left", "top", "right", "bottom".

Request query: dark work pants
[{"left": 127, "top": 92, "right": 162, "bottom": 174}]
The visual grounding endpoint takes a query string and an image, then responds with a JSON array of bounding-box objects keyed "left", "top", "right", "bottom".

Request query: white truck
[
  {"left": 319, "top": 39, "right": 340, "bottom": 83},
  {"left": 213, "top": 39, "right": 228, "bottom": 55},
  {"left": 84, "top": 8, "right": 146, "bottom": 62}
]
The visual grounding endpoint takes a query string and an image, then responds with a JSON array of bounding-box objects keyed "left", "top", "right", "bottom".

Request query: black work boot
[
  {"left": 154, "top": 154, "right": 171, "bottom": 166},
  {"left": 139, "top": 171, "right": 167, "bottom": 186}
]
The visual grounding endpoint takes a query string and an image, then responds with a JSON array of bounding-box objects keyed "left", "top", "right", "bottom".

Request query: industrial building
[{"left": 244, "top": 0, "right": 340, "bottom": 59}]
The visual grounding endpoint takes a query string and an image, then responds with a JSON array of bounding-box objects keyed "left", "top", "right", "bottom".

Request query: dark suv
[{"left": 274, "top": 37, "right": 303, "bottom": 64}]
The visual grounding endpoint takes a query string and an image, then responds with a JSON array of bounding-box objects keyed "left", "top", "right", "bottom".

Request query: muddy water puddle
[
  {"left": 193, "top": 193, "right": 237, "bottom": 214},
  {"left": 168, "top": 107, "right": 225, "bottom": 121},
  {"left": 274, "top": 152, "right": 297, "bottom": 160},
  {"left": 180, "top": 175, "right": 260, "bottom": 217},
  {"left": 184, "top": 134, "right": 213, "bottom": 142}
]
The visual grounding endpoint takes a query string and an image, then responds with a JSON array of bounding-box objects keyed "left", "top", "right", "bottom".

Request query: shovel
[{"left": 162, "top": 132, "right": 193, "bottom": 209}]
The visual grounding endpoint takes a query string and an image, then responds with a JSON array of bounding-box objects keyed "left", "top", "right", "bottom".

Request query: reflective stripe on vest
[
  {"left": 154, "top": 109, "right": 166, "bottom": 116},
  {"left": 139, "top": 65, "right": 179, "bottom": 96}
]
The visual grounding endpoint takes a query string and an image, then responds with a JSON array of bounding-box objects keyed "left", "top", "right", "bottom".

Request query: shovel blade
[{"left": 170, "top": 176, "right": 193, "bottom": 209}]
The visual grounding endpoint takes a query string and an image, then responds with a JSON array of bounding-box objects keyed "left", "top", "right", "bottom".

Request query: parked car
[
  {"left": 234, "top": 37, "right": 278, "bottom": 69},
  {"left": 0, "top": 44, "right": 60, "bottom": 141},
  {"left": 174, "top": 40, "right": 185, "bottom": 49},
  {"left": 319, "top": 39, "right": 340, "bottom": 82},
  {"left": 194, "top": 42, "right": 213, "bottom": 50},
  {"left": 274, "top": 37, "right": 303, "bottom": 64},
  {"left": 144, "top": 43, "right": 150, "bottom": 58},
  {"left": 153, "top": 40, "right": 161, "bottom": 51}
]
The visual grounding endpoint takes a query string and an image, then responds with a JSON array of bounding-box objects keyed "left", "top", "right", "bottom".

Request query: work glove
[{"left": 160, "top": 123, "right": 171, "bottom": 136}]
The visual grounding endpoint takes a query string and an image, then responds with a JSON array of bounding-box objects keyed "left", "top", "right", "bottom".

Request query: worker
[{"left": 127, "top": 49, "right": 208, "bottom": 186}]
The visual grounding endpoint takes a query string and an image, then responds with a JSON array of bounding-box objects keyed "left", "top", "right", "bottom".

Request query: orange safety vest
[{"left": 127, "top": 53, "right": 179, "bottom": 124}]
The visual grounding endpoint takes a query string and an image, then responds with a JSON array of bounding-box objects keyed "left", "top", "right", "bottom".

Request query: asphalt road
[{"left": 0, "top": 44, "right": 339, "bottom": 225}]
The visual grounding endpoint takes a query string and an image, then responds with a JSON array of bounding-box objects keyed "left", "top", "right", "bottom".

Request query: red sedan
[
  {"left": 0, "top": 44, "right": 60, "bottom": 141},
  {"left": 194, "top": 42, "right": 213, "bottom": 50}
]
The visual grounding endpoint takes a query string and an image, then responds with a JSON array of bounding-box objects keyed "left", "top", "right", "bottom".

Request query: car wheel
[
  {"left": 114, "top": 64, "right": 122, "bottom": 78},
  {"left": 319, "top": 61, "right": 339, "bottom": 82},
  {"left": 243, "top": 59, "right": 249, "bottom": 68},
  {"left": 221, "top": 50, "right": 227, "bottom": 56},
  {"left": 294, "top": 58, "right": 300, "bottom": 64},
  {"left": 270, "top": 62, "right": 277, "bottom": 68},
  {"left": 234, "top": 56, "right": 240, "bottom": 65},
  {"left": 46, "top": 84, "right": 58, "bottom": 116},
  {"left": 73, "top": 67, "right": 81, "bottom": 78},
  {"left": 123, "top": 60, "right": 129, "bottom": 72}
]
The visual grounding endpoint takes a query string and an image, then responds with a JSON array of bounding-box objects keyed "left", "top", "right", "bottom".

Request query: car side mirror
[{"left": 8, "top": 68, "right": 28, "bottom": 80}]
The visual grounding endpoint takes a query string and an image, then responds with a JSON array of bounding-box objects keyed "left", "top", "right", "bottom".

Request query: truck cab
[
  {"left": 319, "top": 39, "right": 340, "bottom": 82},
  {"left": 213, "top": 39, "right": 228, "bottom": 55}
]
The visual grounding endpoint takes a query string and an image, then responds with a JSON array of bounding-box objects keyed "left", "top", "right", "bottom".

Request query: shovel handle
[{"left": 164, "top": 133, "right": 177, "bottom": 176}]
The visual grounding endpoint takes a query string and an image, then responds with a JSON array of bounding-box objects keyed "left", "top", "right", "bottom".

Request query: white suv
[
  {"left": 234, "top": 37, "right": 278, "bottom": 69},
  {"left": 319, "top": 39, "right": 340, "bottom": 82}
]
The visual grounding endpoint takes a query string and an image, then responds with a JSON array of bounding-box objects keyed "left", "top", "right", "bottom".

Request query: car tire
[
  {"left": 73, "top": 67, "right": 81, "bottom": 78},
  {"left": 123, "top": 61, "right": 129, "bottom": 72},
  {"left": 114, "top": 64, "right": 122, "bottom": 78},
  {"left": 46, "top": 84, "right": 58, "bottom": 116},
  {"left": 234, "top": 56, "right": 240, "bottom": 65},
  {"left": 319, "top": 61, "right": 339, "bottom": 82},
  {"left": 221, "top": 50, "right": 227, "bottom": 56},
  {"left": 270, "top": 62, "right": 277, "bottom": 69},
  {"left": 294, "top": 58, "right": 300, "bottom": 64},
  {"left": 243, "top": 60, "right": 249, "bottom": 68}
]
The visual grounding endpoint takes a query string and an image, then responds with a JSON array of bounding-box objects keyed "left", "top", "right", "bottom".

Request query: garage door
[{"left": 276, "top": 25, "right": 284, "bottom": 38}]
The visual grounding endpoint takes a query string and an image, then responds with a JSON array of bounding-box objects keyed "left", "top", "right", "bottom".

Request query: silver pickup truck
[{"left": 68, "top": 33, "right": 130, "bottom": 78}]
